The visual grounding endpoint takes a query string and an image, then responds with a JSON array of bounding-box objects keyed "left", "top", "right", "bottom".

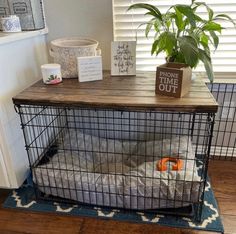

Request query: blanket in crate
[{"left": 33, "top": 130, "right": 203, "bottom": 209}]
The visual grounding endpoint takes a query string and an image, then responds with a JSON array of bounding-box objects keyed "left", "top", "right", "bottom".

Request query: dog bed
[{"left": 33, "top": 130, "right": 202, "bottom": 210}]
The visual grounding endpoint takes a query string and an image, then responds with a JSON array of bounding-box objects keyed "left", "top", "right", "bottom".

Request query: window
[{"left": 112, "top": 0, "right": 236, "bottom": 75}]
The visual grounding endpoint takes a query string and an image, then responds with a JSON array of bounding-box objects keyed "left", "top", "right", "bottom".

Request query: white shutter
[{"left": 112, "top": 0, "right": 236, "bottom": 74}]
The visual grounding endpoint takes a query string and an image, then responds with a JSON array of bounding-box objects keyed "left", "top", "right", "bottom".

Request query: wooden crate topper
[{"left": 12, "top": 71, "right": 218, "bottom": 113}]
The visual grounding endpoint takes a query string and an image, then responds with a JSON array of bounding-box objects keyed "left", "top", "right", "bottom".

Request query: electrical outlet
[{"left": 221, "top": 101, "right": 235, "bottom": 119}]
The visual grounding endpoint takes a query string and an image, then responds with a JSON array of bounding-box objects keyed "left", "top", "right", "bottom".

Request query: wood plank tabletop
[{"left": 12, "top": 71, "right": 218, "bottom": 113}]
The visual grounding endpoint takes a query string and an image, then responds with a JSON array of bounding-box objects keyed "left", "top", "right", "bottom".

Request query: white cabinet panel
[
  {"left": 0, "top": 33, "right": 48, "bottom": 188},
  {"left": 0, "top": 146, "right": 10, "bottom": 188}
]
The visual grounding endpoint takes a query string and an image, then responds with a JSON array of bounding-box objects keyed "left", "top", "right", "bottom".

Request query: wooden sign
[
  {"left": 156, "top": 63, "right": 192, "bottom": 98},
  {"left": 77, "top": 56, "right": 103, "bottom": 82},
  {"left": 111, "top": 41, "right": 136, "bottom": 76}
]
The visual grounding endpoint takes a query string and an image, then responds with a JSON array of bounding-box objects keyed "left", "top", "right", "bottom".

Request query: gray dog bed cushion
[{"left": 33, "top": 130, "right": 202, "bottom": 210}]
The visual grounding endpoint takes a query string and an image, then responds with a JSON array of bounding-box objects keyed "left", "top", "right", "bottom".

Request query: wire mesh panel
[
  {"left": 16, "top": 104, "right": 214, "bottom": 221},
  {"left": 208, "top": 83, "right": 236, "bottom": 161}
]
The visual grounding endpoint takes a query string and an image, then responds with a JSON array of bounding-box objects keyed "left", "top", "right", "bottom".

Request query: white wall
[
  {"left": 44, "top": 0, "right": 113, "bottom": 69},
  {"left": 0, "top": 35, "right": 48, "bottom": 188}
]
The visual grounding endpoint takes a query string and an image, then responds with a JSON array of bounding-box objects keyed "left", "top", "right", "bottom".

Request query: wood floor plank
[
  {"left": 208, "top": 161, "right": 236, "bottom": 216},
  {"left": 80, "top": 217, "right": 181, "bottom": 234},
  {"left": 0, "top": 208, "right": 83, "bottom": 234},
  {"left": 222, "top": 215, "right": 236, "bottom": 234},
  {"left": 217, "top": 198, "right": 236, "bottom": 216},
  {"left": 79, "top": 217, "right": 219, "bottom": 234}
]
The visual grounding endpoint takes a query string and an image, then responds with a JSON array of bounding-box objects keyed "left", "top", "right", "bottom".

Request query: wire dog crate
[
  {"left": 208, "top": 83, "right": 236, "bottom": 161},
  {"left": 13, "top": 72, "right": 218, "bottom": 222}
]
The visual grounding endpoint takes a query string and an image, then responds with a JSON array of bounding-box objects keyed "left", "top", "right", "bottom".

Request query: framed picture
[
  {"left": 77, "top": 56, "right": 103, "bottom": 82},
  {"left": 111, "top": 41, "right": 136, "bottom": 76}
]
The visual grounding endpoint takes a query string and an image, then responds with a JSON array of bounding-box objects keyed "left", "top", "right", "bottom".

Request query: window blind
[{"left": 112, "top": 0, "right": 236, "bottom": 73}]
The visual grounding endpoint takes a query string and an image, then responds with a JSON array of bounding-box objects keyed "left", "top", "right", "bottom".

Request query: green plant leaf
[
  {"left": 198, "top": 49, "right": 214, "bottom": 82},
  {"left": 165, "top": 12, "right": 176, "bottom": 20},
  {"left": 151, "top": 32, "right": 176, "bottom": 56},
  {"left": 200, "top": 33, "right": 208, "bottom": 45},
  {"left": 178, "top": 36, "right": 199, "bottom": 67},
  {"left": 127, "top": 3, "right": 162, "bottom": 21},
  {"left": 207, "top": 7, "right": 214, "bottom": 20},
  {"left": 214, "top": 14, "right": 236, "bottom": 26},
  {"left": 174, "top": 7, "right": 184, "bottom": 31},
  {"left": 155, "top": 47, "right": 164, "bottom": 57},
  {"left": 145, "top": 11, "right": 161, "bottom": 21},
  {"left": 151, "top": 42, "right": 164, "bottom": 57},
  {"left": 209, "top": 30, "right": 219, "bottom": 49},
  {"left": 145, "top": 23, "right": 152, "bottom": 38},
  {"left": 194, "top": 14, "right": 205, "bottom": 23},
  {"left": 151, "top": 39, "right": 159, "bottom": 55},
  {"left": 203, "top": 22, "right": 222, "bottom": 32},
  {"left": 160, "top": 32, "right": 176, "bottom": 56},
  {"left": 194, "top": 2, "right": 214, "bottom": 20},
  {"left": 154, "top": 19, "right": 162, "bottom": 33},
  {"left": 166, "top": 20, "right": 171, "bottom": 29},
  {"left": 174, "top": 51, "right": 186, "bottom": 63},
  {"left": 186, "top": 30, "right": 200, "bottom": 43},
  {"left": 175, "top": 5, "right": 196, "bottom": 27},
  {"left": 200, "top": 41, "right": 210, "bottom": 56}
]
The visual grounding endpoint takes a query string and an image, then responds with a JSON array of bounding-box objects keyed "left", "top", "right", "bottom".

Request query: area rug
[{"left": 3, "top": 179, "right": 223, "bottom": 233}]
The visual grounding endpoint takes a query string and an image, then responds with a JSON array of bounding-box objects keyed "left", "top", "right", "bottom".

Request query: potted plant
[{"left": 128, "top": 1, "right": 235, "bottom": 97}]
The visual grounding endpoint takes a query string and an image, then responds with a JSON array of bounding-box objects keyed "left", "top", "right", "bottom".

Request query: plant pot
[{"left": 155, "top": 62, "right": 192, "bottom": 98}]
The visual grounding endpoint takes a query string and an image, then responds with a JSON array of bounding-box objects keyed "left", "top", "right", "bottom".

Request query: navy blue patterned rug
[{"left": 3, "top": 180, "right": 223, "bottom": 233}]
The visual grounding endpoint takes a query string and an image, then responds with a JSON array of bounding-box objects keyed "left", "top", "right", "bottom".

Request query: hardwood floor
[{"left": 0, "top": 160, "right": 235, "bottom": 234}]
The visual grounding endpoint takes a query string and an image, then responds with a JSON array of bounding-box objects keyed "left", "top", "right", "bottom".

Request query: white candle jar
[
  {"left": 41, "top": 64, "right": 62, "bottom": 85},
  {"left": 1, "top": 15, "right": 21, "bottom": 32}
]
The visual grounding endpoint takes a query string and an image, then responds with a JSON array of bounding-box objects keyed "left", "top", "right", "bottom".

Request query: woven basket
[{"left": 50, "top": 37, "right": 99, "bottom": 78}]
